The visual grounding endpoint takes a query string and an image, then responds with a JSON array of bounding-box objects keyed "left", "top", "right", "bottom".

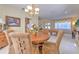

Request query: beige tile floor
[{"left": 58, "top": 34, "right": 79, "bottom": 54}]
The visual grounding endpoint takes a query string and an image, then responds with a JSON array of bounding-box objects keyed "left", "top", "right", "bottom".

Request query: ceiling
[{"left": 3, "top": 4, "right": 79, "bottom": 20}]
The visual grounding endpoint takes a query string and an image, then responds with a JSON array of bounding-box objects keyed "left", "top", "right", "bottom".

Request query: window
[{"left": 55, "top": 22, "right": 71, "bottom": 30}]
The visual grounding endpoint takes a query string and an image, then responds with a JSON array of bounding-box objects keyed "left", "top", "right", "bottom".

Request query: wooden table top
[{"left": 30, "top": 31, "right": 49, "bottom": 44}]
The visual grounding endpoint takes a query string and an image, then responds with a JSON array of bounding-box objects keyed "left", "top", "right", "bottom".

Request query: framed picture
[{"left": 6, "top": 16, "right": 20, "bottom": 27}]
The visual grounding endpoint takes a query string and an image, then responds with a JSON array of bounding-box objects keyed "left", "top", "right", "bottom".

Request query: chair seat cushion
[{"left": 48, "top": 36, "right": 56, "bottom": 43}]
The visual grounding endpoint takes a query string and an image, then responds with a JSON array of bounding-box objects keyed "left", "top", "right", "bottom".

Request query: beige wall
[
  {"left": 30, "top": 15, "right": 38, "bottom": 26},
  {"left": 0, "top": 5, "right": 77, "bottom": 33},
  {"left": 0, "top": 5, "right": 39, "bottom": 32},
  {"left": 38, "top": 17, "right": 78, "bottom": 34},
  {"left": 0, "top": 5, "right": 26, "bottom": 32}
]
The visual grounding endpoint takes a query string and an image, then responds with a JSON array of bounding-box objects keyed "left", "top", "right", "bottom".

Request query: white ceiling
[
  {"left": 2, "top": 4, "right": 79, "bottom": 20},
  {"left": 38, "top": 4, "right": 79, "bottom": 19}
]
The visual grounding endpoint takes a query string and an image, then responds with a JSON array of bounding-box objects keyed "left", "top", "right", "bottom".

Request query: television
[{"left": 55, "top": 22, "right": 71, "bottom": 30}]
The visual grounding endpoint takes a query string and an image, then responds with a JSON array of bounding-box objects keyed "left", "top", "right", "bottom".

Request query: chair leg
[{"left": 57, "top": 50, "right": 60, "bottom": 54}]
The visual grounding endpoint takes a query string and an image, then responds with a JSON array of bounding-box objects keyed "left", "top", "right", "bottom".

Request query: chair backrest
[
  {"left": 49, "top": 29, "right": 58, "bottom": 33},
  {"left": 9, "top": 32, "right": 32, "bottom": 54},
  {"left": 0, "top": 31, "right": 8, "bottom": 48},
  {"left": 55, "top": 30, "right": 64, "bottom": 50}
]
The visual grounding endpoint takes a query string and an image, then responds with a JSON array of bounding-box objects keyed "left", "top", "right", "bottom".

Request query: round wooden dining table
[{"left": 30, "top": 31, "right": 50, "bottom": 54}]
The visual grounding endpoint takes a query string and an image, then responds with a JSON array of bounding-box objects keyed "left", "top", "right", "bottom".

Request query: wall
[
  {"left": 0, "top": 5, "right": 37, "bottom": 32},
  {"left": 0, "top": 5, "right": 26, "bottom": 32},
  {"left": 0, "top": 5, "right": 39, "bottom": 32},
  {"left": 30, "top": 15, "right": 38, "bottom": 26},
  {"left": 38, "top": 17, "right": 78, "bottom": 34}
]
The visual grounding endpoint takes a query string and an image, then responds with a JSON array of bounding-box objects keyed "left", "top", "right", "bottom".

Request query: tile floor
[{"left": 60, "top": 34, "right": 79, "bottom": 54}]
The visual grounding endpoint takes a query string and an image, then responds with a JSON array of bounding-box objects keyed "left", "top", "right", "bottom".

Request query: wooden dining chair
[
  {"left": 0, "top": 32, "right": 8, "bottom": 48},
  {"left": 0, "top": 31, "right": 10, "bottom": 54},
  {"left": 7, "top": 30, "right": 15, "bottom": 54},
  {"left": 43, "top": 30, "right": 64, "bottom": 54},
  {"left": 9, "top": 32, "right": 32, "bottom": 54}
]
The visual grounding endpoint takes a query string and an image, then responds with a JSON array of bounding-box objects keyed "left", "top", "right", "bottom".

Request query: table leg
[{"left": 38, "top": 43, "right": 43, "bottom": 54}]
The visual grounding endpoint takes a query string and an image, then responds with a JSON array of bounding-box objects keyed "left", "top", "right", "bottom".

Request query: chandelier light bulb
[
  {"left": 25, "top": 9, "right": 29, "bottom": 12},
  {"left": 35, "top": 8, "right": 39, "bottom": 11},
  {"left": 27, "top": 5, "right": 32, "bottom": 10},
  {"left": 25, "top": 5, "right": 39, "bottom": 16}
]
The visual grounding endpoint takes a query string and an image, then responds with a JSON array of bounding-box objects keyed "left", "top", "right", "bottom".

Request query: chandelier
[{"left": 24, "top": 4, "right": 39, "bottom": 17}]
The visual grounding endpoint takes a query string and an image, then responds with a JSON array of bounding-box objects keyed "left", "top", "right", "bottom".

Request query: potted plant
[{"left": 75, "top": 19, "right": 79, "bottom": 31}]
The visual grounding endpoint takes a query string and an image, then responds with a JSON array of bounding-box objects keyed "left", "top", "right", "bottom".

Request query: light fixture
[{"left": 24, "top": 4, "right": 39, "bottom": 17}]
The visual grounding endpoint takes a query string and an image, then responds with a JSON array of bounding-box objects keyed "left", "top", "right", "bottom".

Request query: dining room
[{"left": 0, "top": 4, "right": 79, "bottom": 54}]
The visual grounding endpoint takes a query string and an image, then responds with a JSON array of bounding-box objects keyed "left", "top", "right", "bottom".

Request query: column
[{"left": 29, "top": 15, "right": 38, "bottom": 26}]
